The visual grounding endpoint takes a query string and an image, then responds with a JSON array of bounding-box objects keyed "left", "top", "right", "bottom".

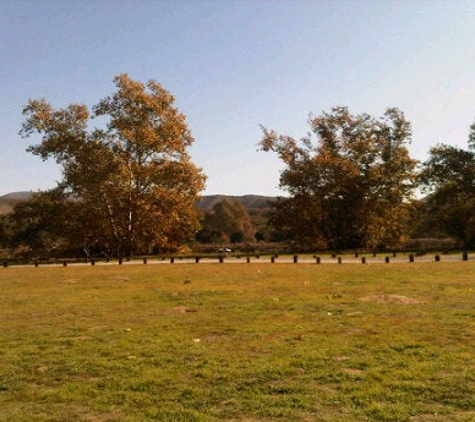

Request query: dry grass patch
[{"left": 359, "top": 294, "right": 424, "bottom": 304}]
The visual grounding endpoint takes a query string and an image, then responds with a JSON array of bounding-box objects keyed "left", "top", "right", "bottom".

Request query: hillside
[
  {"left": 0, "top": 191, "right": 33, "bottom": 215},
  {"left": 0, "top": 191, "right": 277, "bottom": 216},
  {"left": 196, "top": 194, "right": 275, "bottom": 210},
  {"left": 0, "top": 192, "right": 33, "bottom": 201}
]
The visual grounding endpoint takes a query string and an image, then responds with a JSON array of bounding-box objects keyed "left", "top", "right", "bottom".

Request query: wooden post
[
  {"left": 293, "top": 255, "right": 298, "bottom": 264},
  {"left": 463, "top": 252, "right": 468, "bottom": 261},
  {"left": 338, "top": 257, "right": 342, "bottom": 264},
  {"left": 435, "top": 255, "right": 440, "bottom": 262},
  {"left": 90, "top": 258, "right": 95, "bottom": 266},
  {"left": 143, "top": 257, "right": 147, "bottom": 264},
  {"left": 2, "top": 261, "right": 7, "bottom": 268},
  {"left": 361, "top": 257, "right": 366, "bottom": 264},
  {"left": 409, "top": 254, "right": 414, "bottom": 263},
  {"left": 271, "top": 256, "right": 275, "bottom": 263},
  {"left": 170, "top": 257, "right": 175, "bottom": 264},
  {"left": 246, "top": 256, "right": 250, "bottom": 263},
  {"left": 385, "top": 257, "right": 390, "bottom": 264},
  {"left": 118, "top": 257, "right": 123, "bottom": 265},
  {"left": 34, "top": 260, "right": 39, "bottom": 267},
  {"left": 315, "top": 256, "right": 321, "bottom": 264},
  {"left": 63, "top": 260, "right": 67, "bottom": 267},
  {"left": 219, "top": 256, "right": 224, "bottom": 263},
  {"left": 195, "top": 256, "right": 200, "bottom": 264}
]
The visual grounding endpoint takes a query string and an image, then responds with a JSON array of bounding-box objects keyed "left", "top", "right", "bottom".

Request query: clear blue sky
[{"left": 1, "top": 0, "right": 475, "bottom": 196}]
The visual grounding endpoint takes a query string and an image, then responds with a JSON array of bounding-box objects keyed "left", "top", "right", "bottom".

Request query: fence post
[
  {"left": 34, "top": 260, "right": 39, "bottom": 267},
  {"left": 271, "top": 256, "right": 275, "bottom": 263},
  {"left": 118, "top": 256, "right": 123, "bottom": 265},
  {"left": 293, "top": 255, "right": 298, "bottom": 264},
  {"left": 338, "top": 257, "right": 342, "bottom": 264},
  {"left": 409, "top": 254, "right": 414, "bottom": 263},
  {"left": 246, "top": 256, "right": 250, "bottom": 263},
  {"left": 195, "top": 256, "right": 200, "bottom": 264},
  {"left": 170, "top": 257, "right": 175, "bottom": 264},
  {"left": 63, "top": 260, "right": 67, "bottom": 267},
  {"left": 143, "top": 257, "right": 147, "bottom": 264},
  {"left": 219, "top": 256, "right": 223, "bottom": 263},
  {"left": 463, "top": 252, "right": 468, "bottom": 261},
  {"left": 435, "top": 255, "right": 440, "bottom": 262},
  {"left": 91, "top": 258, "right": 95, "bottom": 266},
  {"left": 315, "top": 256, "right": 321, "bottom": 264},
  {"left": 361, "top": 257, "right": 366, "bottom": 264},
  {"left": 385, "top": 257, "right": 390, "bottom": 264},
  {"left": 2, "top": 261, "right": 7, "bottom": 268}
]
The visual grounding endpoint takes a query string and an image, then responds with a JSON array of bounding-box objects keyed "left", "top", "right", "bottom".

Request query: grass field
[{"left": 1, "top": 262, "right": 475, "bottom": 421}]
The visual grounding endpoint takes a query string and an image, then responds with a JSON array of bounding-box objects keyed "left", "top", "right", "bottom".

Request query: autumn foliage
[
  {"left": 260, "top": 107, "right": 417, "bottom": 250},
  {"left": 3, "top": 79, "right": 475, "bottom": 257},
  {"left": 17, "top": 75, "right": 206, "bottom": 257}
]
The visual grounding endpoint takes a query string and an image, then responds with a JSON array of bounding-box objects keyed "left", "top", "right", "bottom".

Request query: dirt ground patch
[
  {"left": 359, "top": 294, "right": 423, "bottom": 304},
  {"left": 172, "top": 306, "right": 197, "bottom": 314}
]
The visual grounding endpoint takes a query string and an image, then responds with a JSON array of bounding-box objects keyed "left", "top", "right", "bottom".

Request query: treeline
[
  {"left": 1, "top": 75, "right": 475, "bottom": 259},
  {"left": 260, "top": 107, "right": 475, "bottom": 251}
]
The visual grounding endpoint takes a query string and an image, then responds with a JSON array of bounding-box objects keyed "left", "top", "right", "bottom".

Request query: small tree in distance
[{"left": 196, "top": 198, "right": 255, "bottom": 244}]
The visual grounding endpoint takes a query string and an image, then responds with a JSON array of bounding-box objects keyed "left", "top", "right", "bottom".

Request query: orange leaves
[{"left": 20, "top": 75, "right": 206, "bottom": 255}]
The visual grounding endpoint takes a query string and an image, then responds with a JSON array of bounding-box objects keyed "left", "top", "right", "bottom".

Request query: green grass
[{"left": 1, "top": 262, "right": 475, "bottom": 421}]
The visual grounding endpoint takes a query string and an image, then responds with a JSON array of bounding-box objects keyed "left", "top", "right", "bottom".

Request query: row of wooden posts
[{"left": 1, "top": 252, "right": 470, "bottom": 268}]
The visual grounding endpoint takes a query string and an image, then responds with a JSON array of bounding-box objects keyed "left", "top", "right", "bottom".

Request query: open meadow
[{"left": 1, "top": 262, "right": 475, "bottom": 421}]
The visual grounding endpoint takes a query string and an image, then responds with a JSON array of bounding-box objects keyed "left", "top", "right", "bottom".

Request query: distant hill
[
  {"left": 0, "top": 191, "right": 33, "bottom": 201},
  {"left": 0, "top": 191, "right": 277, "bottom": 216},
  {"left": 196, "top": 194, "right": 276, "bottom": 210},
  {"left": 0, "top": 191, "right": 34, "bottom": 215}
]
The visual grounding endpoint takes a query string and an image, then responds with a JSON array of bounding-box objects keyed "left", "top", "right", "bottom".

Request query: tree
[
  {"left": 260, "top": 107, "right": 417, "bottom": 250},
  {"left": 0, "top": 215, "right": 8, "bottom": 250},
  {"left": 4, "top": 189, "right": 72, "bottom": 257},
  {"left": 196, "top": 199, "right": 255, "bottom": 244},
  {"left": 420, "top": 143, "right": 475, "bottom": 249},
  {"left": 20, "top": 74, "right": 206, "bottom": 257}
]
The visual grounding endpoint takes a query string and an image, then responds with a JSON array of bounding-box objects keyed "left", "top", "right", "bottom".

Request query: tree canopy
[
  {"left": 18, "top": 74, "right": 206, "bottom": 257},
  {"left": 420, "top": 140, "right": 475, "bottom": 249},
  {"left": 260, "top": 107, "right": 417, "bottom": 250},
  {"left": 196, "top": 198, "right": 255, "bottom": 244}
]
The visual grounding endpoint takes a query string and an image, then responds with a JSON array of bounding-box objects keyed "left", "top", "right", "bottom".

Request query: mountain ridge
[
  {"left": 0, "top": 191, "right": 278, "bottom": 215},
  {"left": 0, "top": 191, "right": 34, "bottom": 200}
]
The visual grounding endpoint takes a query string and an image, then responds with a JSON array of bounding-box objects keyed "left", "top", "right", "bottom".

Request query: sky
[{"left": 1, "top": 0, "right": 475, "bottom": 197}]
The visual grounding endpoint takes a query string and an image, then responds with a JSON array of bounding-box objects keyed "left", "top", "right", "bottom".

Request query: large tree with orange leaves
[
  {"left": 260, "top": 107, "right": 417, "bottom": 250},
  {"left": 20, "top": 74, "right": 206, "bottom": 257}
]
